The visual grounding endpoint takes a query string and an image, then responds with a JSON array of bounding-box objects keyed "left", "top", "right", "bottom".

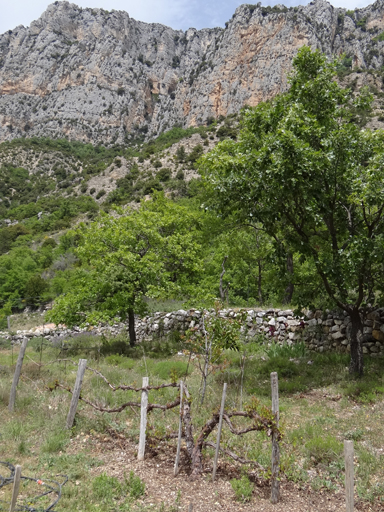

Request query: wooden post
[
  {"left": 8, "top": 338, "right": 28, "bottom": 412},
  {"left": 138, "top": 377, "right": 149, "bottom": 461},
  {"left": 9, "top": 465, "right": 21, "bottom": 512},
  {"left": 66, "top": 359, "right": 87, "bottom": 429},
  {"left": 188, "top": 504, "right": 193, "bottom": 512},
  {"left": 7, "top": 316, "right": 11, "bottom": 331},
  {"left": 174, "top": 381, "right": 183, "bottom": 476},
  {"left": 212, "top": 382, "right": 227, "bottom": 482},
  {"left": 344, "top": 440, "right": 354, "bottom": 512},
  {"left": 270, "top": 372, "right": 280, "bottom": 504}
]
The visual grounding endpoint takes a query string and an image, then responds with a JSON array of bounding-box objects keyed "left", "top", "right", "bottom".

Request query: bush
[
  {"left": 96, "top": 189, "right": 106, "bottom": 199},
  {"left": 305, "top": 435, "right": 343, "bottom": 464},
  {"left": 230, "top": 476, "right": 253, "bottom": 502},
  {"left": 157, "top": 168, "right": 171, "bottom": 182}
]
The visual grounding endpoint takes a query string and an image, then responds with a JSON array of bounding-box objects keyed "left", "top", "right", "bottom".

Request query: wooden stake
[
  {"left": 8, "top": 338, "right": 28, "bottom": 412},
  {"left": 174, "top": 381, "right": 183, "bottom": 476},
  {"left": 212, "top": 382, "right": 227, "bottom": 482},
  {"left": 7, "top": 315, "right": 11, "bottom": 331},
  {"left": 66, "top": 359, "right": 87, "bottom": 429},
  {"left": 270, "top": 372, "right": 280, "bottom": 504},
  {"left": 138, "top": 376, "right": 149, "bottom": 461},
  {"left": 9, "top": 465, "right": 21, "bottom": 512},
  {"left": 344, "top": 440, "right": 354, "bottom": 512},
  {"left": 188, "top": 504, "right": 193, "bottom": 512}
]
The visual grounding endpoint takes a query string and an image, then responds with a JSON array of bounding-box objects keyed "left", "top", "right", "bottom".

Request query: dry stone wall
[{"left": 2, "top": 307, "right": 384, "bottom": 357}]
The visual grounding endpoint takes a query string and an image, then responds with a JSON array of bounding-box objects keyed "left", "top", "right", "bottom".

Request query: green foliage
[
  {"left": 42, "top": 429, "right": 70, "bottom": 453},
  {"left": 264, "top": 341, "right": 307, "bottom": 359},
  {"left": 305, "top": 435, "right": 343, "bottom": 464},
  {"left": 201, "top": 46, "right": 383, "bottom": 375},
  {"left": 153, "top": 361, "right": 190, "bottom": 380},
  {"left": 47, "top": 194, "right": 203, "bottom": 341},
  {"left": 373, "top": 31, "right": 384, "bottom": 42},
  {"left": 92, "top": 473, "right": 122, "bottom": 500},
  {"left": 124, "top": 470, "right": 145, "bottom": 498},
  {"left": 230, "top": 475, "right": 253, "bottom": 502}
]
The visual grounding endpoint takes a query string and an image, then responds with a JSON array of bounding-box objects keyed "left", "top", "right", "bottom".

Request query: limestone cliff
[{"left": 1, "top": 0, "right": 384, "bottom": 144}]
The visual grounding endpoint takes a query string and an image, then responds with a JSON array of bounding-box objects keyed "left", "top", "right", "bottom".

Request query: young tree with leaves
[
  {"left": 200, "top": 47, "right": 384, "bottom": 375},
  {"left": 47, "top": 194, "right": 202, "bottom": 345}
]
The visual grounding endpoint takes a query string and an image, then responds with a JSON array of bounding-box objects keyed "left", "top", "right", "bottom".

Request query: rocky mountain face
[{"left": 1, "top": 0, "right": 384, "bottom": 145}]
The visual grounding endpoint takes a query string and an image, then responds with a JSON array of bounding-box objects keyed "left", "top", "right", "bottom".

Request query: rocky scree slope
[{"left": 1, "top": 0, "right": 384, "bottom": 144}]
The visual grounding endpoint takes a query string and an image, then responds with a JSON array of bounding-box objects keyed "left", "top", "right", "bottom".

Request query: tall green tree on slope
[
  {"left": 47, "top": 194, "right": 202, "bottom": 345},
  {"left": 200, "top": 47, "right": 384, "bottom": 375}
]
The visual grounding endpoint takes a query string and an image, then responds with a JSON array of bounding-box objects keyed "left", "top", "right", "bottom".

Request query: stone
[
  {"left": 331, "top": 324, "right": 340, "bottom": 332},
  {"left": 363, "top": 326, "right": 373, "bottom": 334},
  {"left": 332, "top": 331, "right": 344, "bottom": 340},
  {"left": 372, "top": 329, "right": 384, "bottom": 342}
]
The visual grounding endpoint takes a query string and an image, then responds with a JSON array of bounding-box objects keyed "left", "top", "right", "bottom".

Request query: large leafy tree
[
  {"left": 47, "top": 194, "right": 202, "bottom": 345},
  {"left": 200, "top": 47, "right": 384, "bottom": 375}
]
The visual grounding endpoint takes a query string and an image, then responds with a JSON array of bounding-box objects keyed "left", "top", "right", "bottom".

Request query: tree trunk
[
  {"left": 349, "top": 308, "right": 364, "bottom": 376},
  {"left": 190, "top": 414, "right": 220, "bottom": 478},
  {"left": 219, "top": 256, "right": 228, "bottom": 302},
  {"left": 257, "top": 261, "right": 263, "bottom": 305},
  {"left": 283, "top": 253, "right": 294, "bottom": 305},
  {"left": 128, "top": 308, "right": 136, "bottom": 347}
]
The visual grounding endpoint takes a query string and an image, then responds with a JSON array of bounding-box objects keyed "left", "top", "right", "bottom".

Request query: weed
[
  {"left": 124, "top": 470, "right": 145, "bottom": 498},
  {"left": 264, "top": 340, "right": 307, "bottom": 359},
  {"left": 92, "top": 472, "right": 121, "bottom": 500},
  {"left": 230, "top": 475, "right": 253, "bottom": 502},
  {"left": 41, "top": 429, "right": 69, "bottom": 453},
  {"left": 305, "top": 435, "right": 343, "bottom": 464},
  {"left": 344, "top": 428, "right": 364, "bottom": 441},
  {"left": 153, "top": 361, "right": 190, "bottom": 380}
]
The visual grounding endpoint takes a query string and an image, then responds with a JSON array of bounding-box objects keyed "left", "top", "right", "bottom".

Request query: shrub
[
  {"left": 230, "top": 476, "right": 253, "bottom": 502},
  {"left": 305, "top": 435, "right": 343, "bottom": 464},
  {"left": 143, "top": 179, "right": 162, "bottom": 195},
  {"left": 186, "top": 144, "right": 204, "bottom": 164},
  {"left": 157, "top": 168, "right": 171, "bottom": 182},
  {"left": 152, "top": 160, "right": 162, "bottom": 169},
  {"left": 176, "top": 146, "right": 186, "bottom": 162},
  {"left": 90, "top": 187, "right": 96, "bottom": 195},
  {"left": 96, "top": 189, "right": 106, "bottom": 199},
  {"left": 172, "top": 56, "right": 180, "bottom": 68}
]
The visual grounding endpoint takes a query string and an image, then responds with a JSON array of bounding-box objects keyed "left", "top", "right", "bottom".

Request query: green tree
[
  {"left": 200, "top": 47, "right": 384, "bottom": 375},
  {"left": 47, "top": 194, "right": 202, "bottom": 345}
]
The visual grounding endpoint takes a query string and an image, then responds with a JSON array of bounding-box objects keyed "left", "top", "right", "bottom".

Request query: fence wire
[{"left": 0, "top": 462, "right": 67, "bottom": 512}]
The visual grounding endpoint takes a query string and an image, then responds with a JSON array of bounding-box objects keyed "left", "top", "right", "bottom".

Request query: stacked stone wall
[{"left": 1, "top": 307, "right": 383, "bottom": 357}]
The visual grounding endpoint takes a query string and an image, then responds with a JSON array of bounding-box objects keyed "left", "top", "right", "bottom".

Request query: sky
[{"left": 0, "top": 0, "right": 376, "bottom": 35}]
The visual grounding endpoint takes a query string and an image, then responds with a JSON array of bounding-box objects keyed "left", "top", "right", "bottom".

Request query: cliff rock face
[{"left": 1, "top": 0, "right": 384, "bottom": 144}]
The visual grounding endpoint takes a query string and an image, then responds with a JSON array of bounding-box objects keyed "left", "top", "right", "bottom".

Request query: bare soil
[{"left": 67, "top": 432, "right": 383, "bottom": 512}]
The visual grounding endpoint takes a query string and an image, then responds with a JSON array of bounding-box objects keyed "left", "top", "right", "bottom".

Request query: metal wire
[{"left": 0, "top": 462, "right": 67, "bottom": 512}]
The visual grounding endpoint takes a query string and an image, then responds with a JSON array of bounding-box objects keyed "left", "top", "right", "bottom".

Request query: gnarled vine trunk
[{"left": 349, "top": 308, "right": 364, "bottom": 376}]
